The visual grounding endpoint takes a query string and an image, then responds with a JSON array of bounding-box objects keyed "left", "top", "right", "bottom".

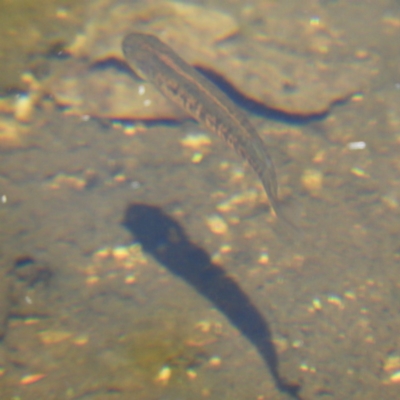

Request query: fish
[{"left": 122, "top": 32, "right": 285, "bottom": 220}]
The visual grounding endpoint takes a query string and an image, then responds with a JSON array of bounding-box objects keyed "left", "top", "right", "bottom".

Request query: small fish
[{"left": 122, "top": 32, "right": 284, "bottom": 219}]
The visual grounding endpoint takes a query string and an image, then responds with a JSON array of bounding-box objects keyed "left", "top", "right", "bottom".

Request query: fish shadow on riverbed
[{"left": 122, "top": 203, "right": 301, "bottom": 399}]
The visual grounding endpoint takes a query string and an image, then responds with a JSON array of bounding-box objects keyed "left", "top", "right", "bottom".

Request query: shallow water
[{"left": 1, "top": 1, "right": 400, "bottom": 399}]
